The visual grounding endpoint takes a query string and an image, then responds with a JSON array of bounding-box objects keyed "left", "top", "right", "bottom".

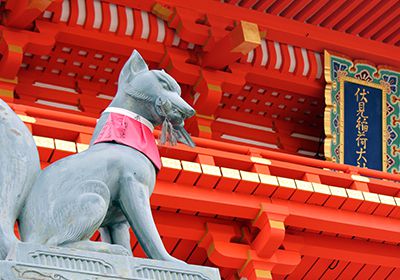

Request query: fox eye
[{"left": 160, "top": 80, "right": 169, "bottom": 89}]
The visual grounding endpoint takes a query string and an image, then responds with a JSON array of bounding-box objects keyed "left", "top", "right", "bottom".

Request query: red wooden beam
[
  {"left": 151, "top": 181, "right": 400, "bottom": 243},
  {"left": 9, "top": 103, "right": 97, "bottom": 127},
  {"left": 0, "top": 27, "right": 55, "bottom": 79},
  {"left": 11, "top": 103, "right": 400, "bottom": 192},
  {"left": 8, "top": 100, "right": 400, "bottom": 188},
  {"left": 35, "top": 21, "right": 165, "bottom": 63},
  {"left": 154, "top": 0, "right": 400, "bottom": 67},
  {"left": 283, "top": 231, "right": 400, "bottom": 267},
  {"left": 215, "top": 109, "right": 322, "bottom": 138}
]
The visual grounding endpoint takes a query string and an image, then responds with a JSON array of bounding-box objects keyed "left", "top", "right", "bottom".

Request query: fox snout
[
  {"left": 178, "top": 106, "right": 195, "bottom": 119},
  {"left": 173, "top": 98, "right": 195, "bottom": 119},
  {"left": 158, "top": 97, "right": 195, "bottom": 121},
  {"left": 171, "top": 106, "right": 195, "bottom": 126},
  {"left": 185, "top": 107, "right": 195, "bottom": 118}
]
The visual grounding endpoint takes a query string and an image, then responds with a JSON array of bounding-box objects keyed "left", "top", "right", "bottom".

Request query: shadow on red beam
[
  {"left": 232, "top": 65, "right": 323, "bottom": 98},
  {"left": 153, "top": 211, "right": 243, "bottom": 241}
]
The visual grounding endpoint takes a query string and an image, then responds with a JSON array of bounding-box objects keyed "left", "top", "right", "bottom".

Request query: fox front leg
[
  {"left": 99, "top": 222, "right": 132, "bottom": 256},
  {"left": 118, "top": 175, "right": 183, "bottom": 263}
]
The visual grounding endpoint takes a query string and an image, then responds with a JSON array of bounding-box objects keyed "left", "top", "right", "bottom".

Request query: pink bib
[{"left": 93, "top": 111, "right": 161, "bottom": 170}]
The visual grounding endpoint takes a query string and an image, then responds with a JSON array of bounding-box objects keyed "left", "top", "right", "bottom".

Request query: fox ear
[{"left": 118, "top": 50, "right": 149, "bottom": 85}]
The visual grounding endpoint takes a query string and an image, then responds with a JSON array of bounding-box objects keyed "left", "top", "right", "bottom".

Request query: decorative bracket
[
  {"left": 198, "top": 202, "right": 300, "bottom": 280},
  {"left": 3, "top": 0, "right": 58, "bottom": 29},
  {"left": 251, "top": 203, "right": 288, "bottom": 258},
  {"left": 202, "top": 21, "right": 261, "bottom": 69}
]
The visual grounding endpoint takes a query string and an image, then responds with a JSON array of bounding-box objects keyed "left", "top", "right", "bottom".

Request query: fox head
[{"left": 115, "top": 50, "right": 195, "bottom": 147}]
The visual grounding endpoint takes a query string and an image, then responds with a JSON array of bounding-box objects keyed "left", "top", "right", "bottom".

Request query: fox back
[{"left": 0, "top": 100, "right": 40, "bottom": 259}]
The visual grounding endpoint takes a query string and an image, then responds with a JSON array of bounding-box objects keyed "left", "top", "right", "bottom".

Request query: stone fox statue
[{"left": 0, "top": 50, "right": 195, "bottom": 263}]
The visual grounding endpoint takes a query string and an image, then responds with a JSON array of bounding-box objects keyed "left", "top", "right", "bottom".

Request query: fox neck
[{"left": 90, "top": 92, "right": 161, "bottom": 146}]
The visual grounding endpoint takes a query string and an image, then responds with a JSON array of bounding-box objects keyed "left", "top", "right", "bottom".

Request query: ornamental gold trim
[{"left": 323, "top": 50, "right": 333, "bottom": 161}]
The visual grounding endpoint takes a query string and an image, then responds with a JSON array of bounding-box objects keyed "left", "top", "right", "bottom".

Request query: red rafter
[
  {"left": 253, "top": 0, "right": 278, "bottom": 13},
  {"left": 320, "top": 0, "right": 363, "bottom": 29},
  {"left": 319, "top": 259, "right": 349, "bottom": 279},
  {"left": 373, "top": 18, "right": 400, "bottom": 42},
  {"left": 370, "top": 267, "right": 397, "bottom": 280},
  {"left": 346, "top": 0, "right": 397, "bottom": 35},
  {"left": 305, "top": 258, "right": 333, "bottom": 279},
  {"left": 384, "top": 27, "right": 400, "bottom": 45},
  {"left": 356, "top": 265, "right": 380, "bottom": 279},
  {"left": 239, "top": 0, "right": 260, "bottom": 9},
  {"left": 307, "top": 1, "right": 345, "bottom": 25},
  {"left": 334, "top": 0, "right": 381, "bottom": 32},
  {"left": 286, "top": 256, "right": 318, "bottom": 280},
  {"left": 359, "top": 2, "right": 400, "bottom": 39},
  {"left": 337, "top": 262, "right": 365, "bottom": 279},
  {"left": 280, "top": 0, "right": 311, "bottom": 18},
  {"left": 265, "top": 0, "right": 294, "bottom": 15},
  {"left": 293, "top": 0, "right": 330, "bottom": 22}
]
